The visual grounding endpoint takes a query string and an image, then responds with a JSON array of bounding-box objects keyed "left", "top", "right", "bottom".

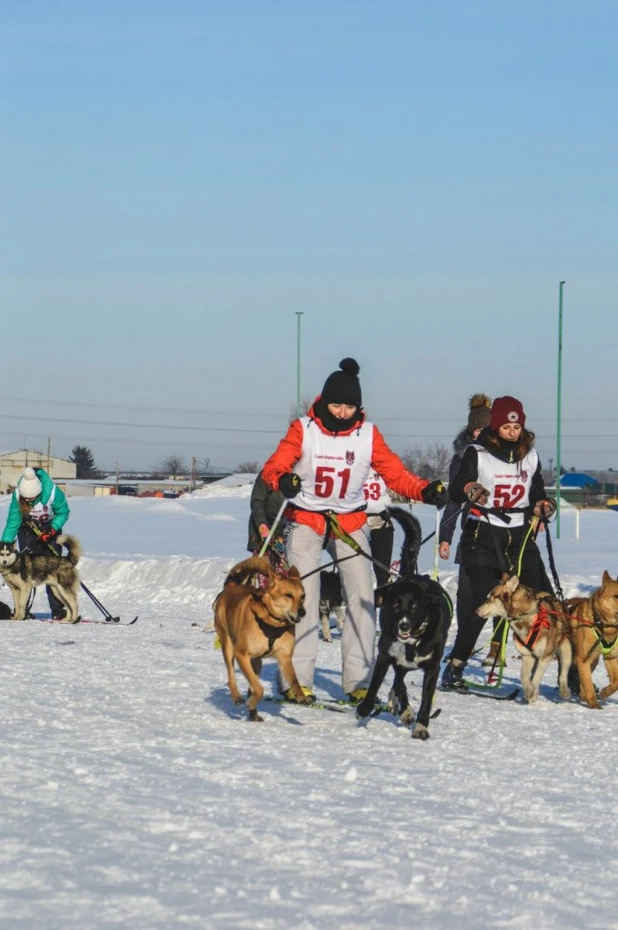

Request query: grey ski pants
[{"left": 282, "top": 522, "right": 377, "bottom": 695}]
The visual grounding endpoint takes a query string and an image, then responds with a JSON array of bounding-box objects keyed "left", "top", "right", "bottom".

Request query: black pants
[
  {"left": 17, "top": 525, "right": 65, "bottom": 616},
  {"left": 454, "top": 559, "right": 503, "bottom": 649},
  {"left": 369, "top": 522, "right": 395, "bottom": 589},
  {"left": 449, "top": 559, "right": 544, "bottom": 666}
]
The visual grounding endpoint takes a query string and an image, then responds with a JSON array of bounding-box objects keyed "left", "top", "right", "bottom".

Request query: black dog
[
  {"left": 319, "top": 568, "right": 346, "bottom": 642},
  {"left": 357, "top": 507, "right": 452, "bottom": 740}
]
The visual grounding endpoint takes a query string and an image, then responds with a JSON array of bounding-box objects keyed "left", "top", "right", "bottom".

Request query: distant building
[
  {"left": 559, "top": 472, "right": 601, "bottom": 489},
  {"left": 0, "top": 450, "right": 76, "bottom": 495}
]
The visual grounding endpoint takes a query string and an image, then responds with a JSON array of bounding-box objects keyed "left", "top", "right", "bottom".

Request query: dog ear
[
  {"left": 505, "top": 575, "right": 520, "bottom": 593},
  {"left": 500, "top": 572, "right": 511, "bottom": 583},
  {"left": 250, "top": 572, "right": 273, "bottom": 599},
  {"left": 602, "top": 570, "right": 615, "bottom": 586},
  {"left": 287, "top": 565, "right": 301, "bottom": 580}
]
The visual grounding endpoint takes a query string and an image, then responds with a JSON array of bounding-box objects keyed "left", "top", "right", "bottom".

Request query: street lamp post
[
  {"left": 296, "top": 312, "right": 303, "bottom": 418},
  {"left": 556, "top": 281, "right": 565, "bottom": 539}
]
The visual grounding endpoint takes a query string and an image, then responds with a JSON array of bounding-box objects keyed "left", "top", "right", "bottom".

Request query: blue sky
[{"left": 1, "top": 0, "right": 616, "bottom": 473}]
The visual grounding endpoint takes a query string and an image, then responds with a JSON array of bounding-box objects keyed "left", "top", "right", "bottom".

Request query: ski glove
[
  {"left": 421, "top": 480, "right": 448, "bottom": 509},
  {"left": 279, "top": 473, "right": 302, "bottom": 499},
  {"left": 534, "top": 499, "right": 556, "bottom": 518},
  {"left": 40, "top": 528, "right": 57, "bottom": 542},
  {"left": 464, "top": 482, "right": 490, "bottom": 506}
]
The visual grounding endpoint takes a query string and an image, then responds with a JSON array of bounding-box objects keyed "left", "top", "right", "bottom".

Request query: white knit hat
[{"left": 19, "top": 467, "right": 42, "bottom": 500}]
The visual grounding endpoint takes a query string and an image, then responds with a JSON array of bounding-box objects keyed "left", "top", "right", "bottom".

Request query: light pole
[
  {"left": 556, "top": 281, "right": 565, "bottom": 538},
  {"left": 296, "top": 312, "right": 303, "bottom": 418}
]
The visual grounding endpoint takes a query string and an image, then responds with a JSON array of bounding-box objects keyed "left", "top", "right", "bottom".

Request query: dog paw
[
  {"left": 232, "top": 696, "right": 245, "bottom": 706},
  {"left": 248, "top": 709, "right": 264, "bottom": 722},
  {"left": 411, "top": 723, "right": 430, "bottom": 740},
  {"left": 400, "top": 707, "right": 414, "bottom": 726},
  {"left": 558, "top": 688, "right": 571, "bottom": 700}
]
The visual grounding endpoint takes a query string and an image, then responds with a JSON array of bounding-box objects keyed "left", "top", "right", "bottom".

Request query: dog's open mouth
[{"left": 397, "top": 627, "right": 412, "bottom": 641}]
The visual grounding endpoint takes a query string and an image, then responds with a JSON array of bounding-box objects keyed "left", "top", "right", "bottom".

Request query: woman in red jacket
[{"left": 262, "top": 358, "right": 447, "bottom": 703}]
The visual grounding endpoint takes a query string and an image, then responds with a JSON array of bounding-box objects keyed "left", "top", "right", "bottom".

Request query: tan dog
[
  {"left": 477, "top": 574, "right": 572, "bottom": 703},
  {"left": 568, "top": 571, "right": 618, "bottom": 709},
  {"left": 214, "top": 556, "right": 308, "bottom": 721}
]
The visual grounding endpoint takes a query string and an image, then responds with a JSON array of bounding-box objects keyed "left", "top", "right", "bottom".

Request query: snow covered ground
[{"left": 1, "top": 485, "right": 618, "bottom": 929}]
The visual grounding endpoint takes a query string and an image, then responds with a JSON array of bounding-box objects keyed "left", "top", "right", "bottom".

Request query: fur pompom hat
[
  {"left": 490, "top": 396, "right": 526, "bottom": 431},
  {"left": 467, "top": 393, "right": 492, "bottom": 433},
  {"left": 321, "top": 358, "right": 362, "bottom": 407},
  {"left": 18, "top": 467, "right": 42, "bottom": 500}
]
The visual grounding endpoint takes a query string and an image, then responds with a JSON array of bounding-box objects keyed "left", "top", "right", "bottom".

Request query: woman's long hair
[
  {"left": 484, "top": 428, "right": 536, "bottom": 460},
  {"left": 19, "top": 498, "right": 34, "bottom": 520}
]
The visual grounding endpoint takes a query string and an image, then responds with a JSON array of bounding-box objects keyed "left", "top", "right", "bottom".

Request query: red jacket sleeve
[
  {"left": 371, "top": 426, "right": 429, "bottom": 502},
  {"left": 262, "top": 420, "right": 304, "bottom": 491}
]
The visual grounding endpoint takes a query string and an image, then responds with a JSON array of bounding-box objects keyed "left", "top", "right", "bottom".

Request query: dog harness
[
  {"left": 573, "top": 608, "right": 618, "bottom": 661},
  {"left": 254, "top": 615, "right": 292, "bottom": 656},
  {"left": 511, "top": 602, "right": 570, "bottom": 655}
]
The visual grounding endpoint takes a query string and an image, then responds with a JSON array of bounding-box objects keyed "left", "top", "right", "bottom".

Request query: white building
[{"left": 0, "top": 450, "right": 77, "bottom": 495}]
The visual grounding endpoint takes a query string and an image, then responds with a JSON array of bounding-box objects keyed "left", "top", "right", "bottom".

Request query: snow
[{"left": 1, "top": 493, "right": 618, "bottom": 929}]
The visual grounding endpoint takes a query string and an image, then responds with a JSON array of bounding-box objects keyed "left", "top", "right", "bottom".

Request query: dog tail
[
  {"left": 224, "top": 555, "right": 272, "bottom": 588},
  {"left": 56, "top": 534, "right": 82, "bottom": 566},
  {"left": 387, "top": 507, "right": 421, "bottom": 576}
]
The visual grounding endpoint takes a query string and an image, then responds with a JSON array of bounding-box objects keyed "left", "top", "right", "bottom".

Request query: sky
[{"left": 1, "top": 0, "right": 617, "bottom": 474}]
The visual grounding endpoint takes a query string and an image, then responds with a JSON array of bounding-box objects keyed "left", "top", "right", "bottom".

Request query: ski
[
  {"left": 467, "top": 685, "right": 519, "bottom": 701},
  {"left": 266, "top": 695, "right": 442, "bottom": 718},
  {"left": 32, "top": 615, "right": 139, "bottom": 626},
  {"left": 265, "top": 696, "right": 358, "bottom": 713}
]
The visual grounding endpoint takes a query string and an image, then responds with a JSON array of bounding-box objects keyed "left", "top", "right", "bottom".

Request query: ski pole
[
  {"left": 257, "top": 499, "right": 288, "bottom": 557},
  {"left": 432, "top": 509, "right": 440, "bottom": 580},
  {"left": 25, "top": 520, "right": 122, "bottom": 622}
]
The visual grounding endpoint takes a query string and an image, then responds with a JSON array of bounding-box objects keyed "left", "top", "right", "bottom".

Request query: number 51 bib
[{"left": 294, "top": 417, "right": 373, "bottom": 513}]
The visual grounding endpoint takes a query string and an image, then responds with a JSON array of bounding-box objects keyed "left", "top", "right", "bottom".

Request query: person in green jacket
[{"left": 2, "top": 467, "right": 71, "bottom": 619}]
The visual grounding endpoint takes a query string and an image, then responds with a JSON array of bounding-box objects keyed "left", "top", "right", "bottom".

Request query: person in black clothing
[
  {"left": 441, "top": 396, "right": 556, "bottom": 693},
  {"left": 439, "top": 394, "right": 502, "bottom": 665},
  {"left": 247, "top": 471, "right": 287, "bottom": 568}
]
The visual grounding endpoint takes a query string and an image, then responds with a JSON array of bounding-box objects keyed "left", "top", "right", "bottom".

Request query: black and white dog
[
  {"left": 356, "top": 507, "right": 452, "bottom": 740},
  {"left": 319, "top": 568, "right": 346, "bottom": 642}
]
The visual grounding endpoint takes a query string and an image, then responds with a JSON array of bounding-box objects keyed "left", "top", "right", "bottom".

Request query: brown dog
[
  {"left": 568, "top": 571, "right": 618, "bottom": 709},
  {"left": 214, "top": 556, "right": 308, "bottom": 721},
  {"left": 477, "top": 574, "right": 572, "bottom": 703}
]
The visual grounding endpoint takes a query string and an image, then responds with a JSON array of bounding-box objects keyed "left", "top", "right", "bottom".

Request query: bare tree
[
  {"left": 288, "top": 396, "right": 314, "bottom": 423},
  {"left": 234, "top": 461, "right": 261, "bottom": 474},
  {"left": 155, "top": 455, "right": 187, "bottom": 479},
  {"left": 400, "top": 443, "right": 451, "bottom": 482}
]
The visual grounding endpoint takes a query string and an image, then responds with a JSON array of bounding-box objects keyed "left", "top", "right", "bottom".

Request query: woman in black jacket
[
  {"left": 439, "top": 394, "right": 503, "bottom": 665},
  {"left": 247, "top": 471, "right": 286, "bottom": 565},
  {"left": 441, "top": 396, "right": 555, "bottom": 693}
]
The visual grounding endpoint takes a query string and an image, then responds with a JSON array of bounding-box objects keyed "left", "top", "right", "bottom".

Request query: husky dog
[
  {"left": 319, "top": 569, "right": 346, "bottom": 642},
  {"left": 0, "top": 535, "right": 82, "bottom": 623},
  {"left": 477, "top": 574, "right": 572, "bottom": 703}
]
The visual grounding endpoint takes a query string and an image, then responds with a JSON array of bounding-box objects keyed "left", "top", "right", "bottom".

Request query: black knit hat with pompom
[{"left": 321, "top": 358, "right": 362, "bottom": 407}]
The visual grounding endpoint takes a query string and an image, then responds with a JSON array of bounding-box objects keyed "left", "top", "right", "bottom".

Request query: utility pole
[
  {"left": 295, "top": 311, "right": 303, "bottom": 418},
  {"left": 47, "top": 437, "right": 51, "bottom": 475},
  {"left": 115, "top": 461, "right": 120, "bottom": 496},
  {"left": 556, "top": 281, "right": 565, "bottom": 538},
  {"left": 191, "top": 456, "right": 197, "bottom": 491}
]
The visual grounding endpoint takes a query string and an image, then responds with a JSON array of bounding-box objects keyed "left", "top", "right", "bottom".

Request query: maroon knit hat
[{"left": 490, "top": 396, "right": 526, "bottom": 430}]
